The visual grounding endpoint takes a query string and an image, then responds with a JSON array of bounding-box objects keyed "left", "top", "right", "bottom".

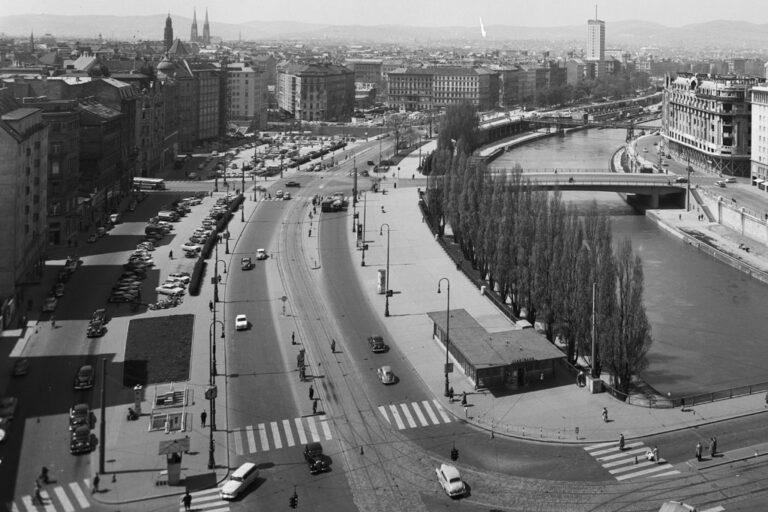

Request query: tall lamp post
[
  {"left": 241, "top": 163, "right": 246, "bottom": 221},
  {"left": 361, "top": 191, "right": 367, "bottom": 266},
  {"left": 380, "top": 223, "right": 391, "bottom": 317},
  {"left": 582, "top": 241, "right": 598, "bottom": 378},
  {"left": 686, "top": 158, "right": 693, "bottom": 212},
  {"left": 213, "top": 242, "right": 227, "bottom": 303},
  {"left": 437, "top": 278, "right": 451, "bottom": 397},
  {"left": 208, "top": 319, "right": 224, "bottom": 469}
]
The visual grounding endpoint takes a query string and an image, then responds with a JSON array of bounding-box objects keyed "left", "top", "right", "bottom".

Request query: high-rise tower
[
  {"left": 164, "top": 13, "right": 173, "bottom": 50},
  {"left": 586, "top": 6, "right": 605, "bottom": 77},
  {"left": 190, "top": 8, "right": 199, "bottom": 42},
  {"left": 203, "top": 9, "right": 211, "bottom": 45}
]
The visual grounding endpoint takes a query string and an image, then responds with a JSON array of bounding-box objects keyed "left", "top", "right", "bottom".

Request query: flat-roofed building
[
  {"left": 226, "top": 62, "right": 267, "bottom": 131},
  {"left": 277, "top": 63, "right": 354, "bottom": 122},
  {"left": 749, "top": 85, "right": 768, "bottom": 191}
]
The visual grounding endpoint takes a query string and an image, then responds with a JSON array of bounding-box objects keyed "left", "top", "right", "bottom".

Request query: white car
[
  {"left": 435, "top": 463, "right": 466, "bottom": 497},
  {"left": 235, "top": 314, "right": 248, "bottom": 330},
  {"left": 256, "top": 249, "right": 268, "bottom": 260},
  {"left": 180, "top": 243, "right": 202, "bottom": 253},
  {"left": 377, "top": 366, "right": 395, "bottom": 385},
  {"left": 724, "top": 177, "right": 736, "bottom": 183},
  {"left": 155, "top": 286, "right": 184, "bottom": 296},
  {"left": 220, "top": 462, "right": 258, "bottom": 500}
]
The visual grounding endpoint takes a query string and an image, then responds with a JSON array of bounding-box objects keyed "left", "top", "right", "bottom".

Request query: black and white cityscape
[{"left": 1, "top": 2, "right": 768, "bottom": 511}]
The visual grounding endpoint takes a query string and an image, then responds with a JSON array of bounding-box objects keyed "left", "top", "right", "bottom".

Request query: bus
[{"left": 133, "top": 177, "right": 166, "bottom": 190}]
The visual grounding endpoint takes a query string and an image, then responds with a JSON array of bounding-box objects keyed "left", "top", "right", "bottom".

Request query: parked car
[
  {"left": 368, "top": 335, "right": 387, "bottom": 353},
  {"left": 0, "top": 397, "right": 18, "bottom": 420},
  {"left": 42, "top": 297, "right": 58, "bottom": 312},
  {"left": 53, "top": 283, "right": 65, "bottom": 297},
  {"left": 13, "top": 358, "right": 29, "bottom": 377},
  {"left": 220, "top": 462, "right": 259, "bottom": 500},
  {"left": 69, "top": 403, "right": 91, "bottom": 430},
  {"left": 724, "top": 177, "right": 736, "bottom": 183},
  {"left": 181, "top": 243, "right": 202, "bottom": 253},
  {"left": 156, "top": 286, "right": 185, "bottom": 296},
  {"left": 377, "top": 366, "right": 396, "bottom": 385},
  {"left": 87, "top": 320, "right": 106, "bottom": 338},
  {"left": 73, "top": 365, "right": 95, "bottom": 390},
  {"left": 235, "top": 314, "right": 249, "bottom": 331},
  {"left": 69, "top": 425, "right": 92, "bottom": 454},
  {"left": 304, "top": 442, "right": 329, "bottom": 474},
  {"left": 716, "top": 180, "right": 726, "bottom": 188},
  {"left": 435, "top": 463, "right": 466, "bottom": 497}
]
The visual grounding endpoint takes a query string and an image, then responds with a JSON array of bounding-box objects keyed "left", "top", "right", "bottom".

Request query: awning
[{"left": 755, "top": 179, "right": 765, "bottom": 184}]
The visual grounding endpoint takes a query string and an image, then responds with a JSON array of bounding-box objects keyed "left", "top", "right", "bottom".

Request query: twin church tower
[{"left": 163, "top": 8, "right": 211, "bottom": 49}]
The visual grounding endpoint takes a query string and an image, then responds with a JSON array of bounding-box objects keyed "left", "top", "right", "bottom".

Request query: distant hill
[{"left": 1, "top": 13, "right": 767, "bottom": 50}]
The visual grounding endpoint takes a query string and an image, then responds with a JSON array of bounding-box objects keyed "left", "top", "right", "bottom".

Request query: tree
[
  {"left": 605, "top": 238, "right": 652, "bottom": 395},
  {"left": 437, "top": 103, "right": 480, "bottom": 154}
]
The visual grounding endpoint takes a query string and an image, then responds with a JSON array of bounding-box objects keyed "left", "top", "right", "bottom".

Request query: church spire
[
  {"left": 190, "top": 7, "right": 199, "bottom": 42},
  {"left": 164, "top": 13, "right": 173, "bottom": 50},
  {"left": 202, "top": 8, "right": 210, "bottom": 45}
]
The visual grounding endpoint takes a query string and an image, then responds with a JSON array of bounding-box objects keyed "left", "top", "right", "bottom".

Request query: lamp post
[
  {"left": 379, "top": 137, "right": 382, "bottom": 166},
  {"left": 208, "top": 319, "right": 224, "bottom": 469},
  {"left": 380, "top": 223, "right": 391, "bottom": 317},
  {"left": 361, "top": 191, "right": 367, "bottom": 266},
  {"left": 582, "top": 241, "right": 598, "bottom": 378},
  {"left": 437, "top": 278, "right": 451, "bottom": 397},
  {"left": 241, "top": 163, "right": 246, "bottom": 221},
  {"left": 686, "top": 158, "right": 693, "bottom": 212},
  {"left": 213, "top": 242, "right": 227, "bottom": 303}
]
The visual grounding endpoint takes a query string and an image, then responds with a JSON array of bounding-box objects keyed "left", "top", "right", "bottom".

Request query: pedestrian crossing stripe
[
  {"left": 585, "top": 442, "right": 680, "bottom": 481},
  {"left": 232, "top": 415, "right": 332, "bottom": 455},
  {"left": 11, "top": 478, "right": 91, "bottom": 512},
  {"left": 378, "top": 400, "right": 453, "bottom": 430},
  {"left": 177, "top": 487, "right": 229, "bottom": 512}
]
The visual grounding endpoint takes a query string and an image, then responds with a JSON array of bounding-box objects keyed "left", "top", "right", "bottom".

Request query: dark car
[
  {"left": 285, "top": 181, "right": 301, "bottom": 188},
  {"left": 73, "top": 365, "right": 94, "bottom": 390},
  {"left": 69, "top": 403, "right": 91, "bottom": 430},
  {"left": 86, "top": 320, "right": 106, "bottom": 338},
  {"left": 367, "top": 335, "right": 387, "bottom": 353},
  {"left": 13, "top": 358, "right": 30, "bottom": 377},
  {"left": 69, "top": 425, "right": 92, "bottom": 454},
  {"left": 674, "top": 176, "right": 688, "bottom": 184},
  {"left": 241, "top": 257, "right": 254, "bottom": 271},
  {"left": 304, "top": 442, "right": 329, "bottom": 474}
]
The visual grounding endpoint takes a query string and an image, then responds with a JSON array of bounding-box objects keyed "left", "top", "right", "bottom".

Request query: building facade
[
  {"left": 387, "top": 68, "right": 434, "bottom": 111},
  {"left": 586, "top": 18, "right": 605, "bottom": 77},
  {"left": 662, "top": 73, "right": 762, "bottom": 177},
  {"left": 388, "top": 67, "right": 499, "bottom": 111},
  {"left": 277, "top": 63, "right": 354, "bottom": 122},
  {"left": 226, "top": 62, "right": 267, "bottom": 130},
  {"left": 0, "top": 91, "right": 48, "bottom": 309},
  {"left": 749, "top": 85, "right": 768, "bottom": 192}
]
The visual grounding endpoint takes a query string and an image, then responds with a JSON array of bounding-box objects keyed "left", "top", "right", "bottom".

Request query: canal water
[{"left": 490, "top": 129, "right": 768, "bottom": 397}]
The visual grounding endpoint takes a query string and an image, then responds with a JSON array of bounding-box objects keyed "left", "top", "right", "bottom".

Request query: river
[{"left": 490, "top": 129, "right": 768, "bottom": 397}]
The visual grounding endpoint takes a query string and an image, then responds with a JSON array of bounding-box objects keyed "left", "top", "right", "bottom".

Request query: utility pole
[{"left": 99, "top": 357, "right": 107, "bottom": 474}]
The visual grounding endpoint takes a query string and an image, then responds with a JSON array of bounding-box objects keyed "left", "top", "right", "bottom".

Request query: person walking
[
  {"left": 200, "top": 409, "right": 207, "bottom": 428},
  {"left": 618, "top": 433, "right": 625, "bottom": 451},
  {"left": 169, "top": 250, "right": 173, "bottom": 260},
  {"left": 710, "top": 436, "right": 717, "bottom": 457},
  {"left": 40, "top": 466, "right": 49, "bottom": 484},
  {"left": 448, "top": 387, "right": 454, "bottom": 402},
  {"left": 209, "top": 300, "right": 213, "bottom": 312},
  {"left": 33, "top": 481, "right": 44, "bottom": 505},
  {"left": 182, "top": 491, "right": 192, "bottom": 511},
  {"left": 309, "top": 385, "right": 314, "bottom": 400},
  {"left": 91, "top": 474, "right": 100, "bottom": 494},
  {"left": 51, "top": 316, "right": 55, "bottom": 328},
  {"left": 601, "top": 407, "right": 608, "bottom": 423},
  {"left": 330, "top": 339, "right": 336, "bottom": 353},
  {"left": 292, "top": 331, "right": 296, "bottom": 345},
  {"left": 652, "top": 446, "right": 659, "bottom": 464},
  {"left": 312, "top": 399, "right": 317, "bottom": 415},
  {"left": 695, "top": 441, "right": 702, "bottom": 461},
  {"left": 461, "top": 392, "right": 467, "bottom": 407}
]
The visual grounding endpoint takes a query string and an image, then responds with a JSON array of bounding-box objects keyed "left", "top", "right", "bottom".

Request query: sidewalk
[{"left": 347, "top": 139, "right": 768, "bottom": 447}]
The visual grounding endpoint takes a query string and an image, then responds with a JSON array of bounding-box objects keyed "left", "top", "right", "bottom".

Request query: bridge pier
[{"left": 649, "top": 191, "right": 659, "bottom": 209}]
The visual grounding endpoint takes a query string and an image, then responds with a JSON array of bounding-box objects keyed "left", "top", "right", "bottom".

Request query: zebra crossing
[
  {"left": 231, "top": 415, "right": 333, "bottom": 455},
  {"left": 378, "top": 399, "right": 453, "bottom": 430},
  {"left": 177, "top": 487, "right": 229, "bottom": 512},
  {"left": 259, "top": 194, "right": 353, "bottom": 202},
  {"left": 584, "top": 440, "right": 680, "bottom": 481},
  {"left": 11, "top": 479, "right": 92, "bottom": 512}
]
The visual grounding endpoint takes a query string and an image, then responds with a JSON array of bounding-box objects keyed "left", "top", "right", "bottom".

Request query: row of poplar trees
[{"left": 423, "top": 104, "right": 653, "bottom": 395}]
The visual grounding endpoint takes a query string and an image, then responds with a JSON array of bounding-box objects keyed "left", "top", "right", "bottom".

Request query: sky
[{"left": 2, "top": 0, "right": 768, "bottom": 27}]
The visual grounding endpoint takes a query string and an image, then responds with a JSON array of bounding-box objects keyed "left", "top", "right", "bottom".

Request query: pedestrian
[
  {"left": 464, "top": 405, "right": 468, "bottom": 419},
  {"left": 209, "top": 300, "right": 213, "bottom": 312},
  {"left": 309, "top": 385, "right": 314, "bottom": 400},
  {"left": 331, "top": 339, "right": 336, "bottom": 353},
  {"left": 292, "top": 331, "right": 296, "bottom": 345},
  {"left": 765, "top": 390, "right": 768, "bottom": 407},
  {"left": 696, "top": 441, "right": 702, "bottom": 461},
  {"left": 652, "top": 446, "right": 659, "bottom": 464},
  {"left": 711, "top": 436, "right": 717, "bottom": 457},
  {"left": 448, "top": 387, "right": 454, "bottom": 402},
  {"left": 200, "top": 409, "right": 207, "bottom": 428},
  {"left": 34, "top": 481, "right": 43, "bottom": 504},
  {"left": 461, "top": 392, "right": 467, "bottom": 407},
  {"left": 51, "top": 316, "right": 55, "bottom": 328},
  {"left": 182, "top": 491, "right": 192, "bottom": 511},
  {"left": 169, "top": 250, "right": 173, "bottom": 259},
  {"left": 312, "top": 399, "right": 317, "bottom": 414},
  {"left": 618, "top": 433, "right": 625, "bottom": 451},
  {"left": 602, "top": 407, "right": 608, "bottom": 423},
  {"left": 40, "top": 466, "right": 49, "bottom": 484},
  {"left": 91, "top": 474, "right": 100, "bottom": 494}
]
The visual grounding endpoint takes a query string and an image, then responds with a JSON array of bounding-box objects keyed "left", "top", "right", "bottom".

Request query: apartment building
[
  {"left": 277, "top": 63, "right": 354, "bottom": 122},
  {"left": 749, "top": 85, "right": 768, "bottom": 192},
  {"left": 662, "top": 73, "right": 762, "bottom": 177},
  {"left": 226, "top": 62, "right": 267, "bottom": 130},
  {"left": 388, "top": 67, "right": 499, "bottom": 111},
  {"left": 387, "top": 68, "right": 434, "bottom": 111}
]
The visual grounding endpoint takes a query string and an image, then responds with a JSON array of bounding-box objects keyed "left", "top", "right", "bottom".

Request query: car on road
[
  {"left": 241, "top": 257, "right": 254, "bottom": 270},
  {"left": 235, "top": 314, "right": 249, "bottom": 330},
  {"left": 69, "top": 403, "right": 91, "bottom": 430},
  {"left": 13, "top": 358, "right": 29, "bottom": 377},
  {"left": 673, "top": 176, "right": 688, "bottom": 184},
  {"left": 69, "top": 425, "right": 92, "bottom": 454},
  {"left": 53, "top": 283, "right": 66, "bottom": 297},
  {"left": 169, "top": 272, "right": 190, "bottom": 280},
  {"left": 368, "top": 335, "right": 387, "bottom": 353},
  {"left": 220, "top": 462, "right": 259, "bottom": 500},
  {"left": 180, "top": 243, "right": 202, "bottom": 253},
  {"left": 73, "top": 365, "right": 95, "bottom": 390},
  {"left": 256, "top": 249, "right": 268, "bottom": 260},
  {"left": 377, "top": 366, "right": 396, "bottom": 385},
  {"left": 283, "top": 191, "right": 292, "bottom": 200},
  {"left": 716, "top": 180, "right": 726, "bottom": 188},
  {"left": 86, "top": 320, "right": 106, "bottom": 338},
  {"left": 304, "top": 442, "right": 329, "bottom": 474},
  {"left": 724, "top": 177, "right": 736, "bottom": 183},
  {"left": 275, "top": 190, "right": 284, "bottom": 199},
  {"left": 42, "top": 297, "right": 58, "bottom": 312},
  {"left": 156, "top": 285, "right": 184, "bottom": 296},
  {"left": 285, "top": 181, "right": 300, "bottom": 187},
  {"left": 0, "top": 396, "right": 18, "bottom": 419},
  {"left": 435, "top": 463, "right": 466, "bottom": 497}
]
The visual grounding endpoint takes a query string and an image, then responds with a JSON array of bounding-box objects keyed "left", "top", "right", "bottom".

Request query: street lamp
[
  {"left": 208, "top": 319, "right": 224, "bottom": 469},
  {"left": 361, "top": 191, "right": 367, "bottom": 266},
  {"left": 380, "top": 223, "right": 391, "bottom": 317},
  {"left": 241, "top": 163, "right": 246, "bottom": 221},
  {"left": 379, "top": 137, "right": 382, "bottom": 166},
  {"left": 214, "top": 240, "right": 227, "bottom": 303},
  {"left": 437, "top": 278, "right": 451, "bottom": 397},
  {"left": 686, "top": 158, "right": 693, "bottom": 212},
  {"left": 581, "top": 241, "right": 598, "bottom": 378}
]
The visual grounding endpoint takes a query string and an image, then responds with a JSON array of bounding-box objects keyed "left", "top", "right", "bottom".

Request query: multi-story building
[
  {"left": 388, "top": 67, "right": 499, "bottom": 111},
  {"left": 277, "top": 63, "right": 354, "bottom": 122},
  {"left": 226, "top": 61, "right": 267, "bottom": 131},
  {"left": 345, "top": 58, "right": 383, "bottom": 92},
  {"left": 165, "top": 59, "right": 223, "bottom": 150},
  {"left": 387, "top": 68, "right": 433, "bottom": 111},
  {"left": 749, "top": 85, "right": 768, "bottom": 192},
  {"left": 0, "top": 89, "right": 48, "bottom": 314},
  {"left": 662, "top": 73, "right": 762, "bottom": 177},
  {"left": 586, "top": 17, "right": 605, "bottom": 78}
]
